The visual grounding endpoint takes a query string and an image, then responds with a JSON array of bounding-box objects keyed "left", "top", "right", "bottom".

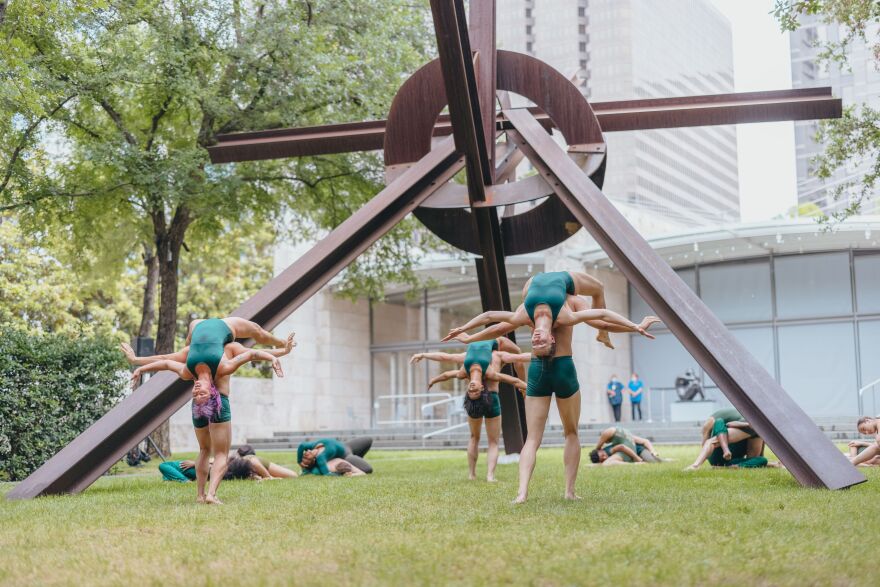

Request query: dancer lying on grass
[
  {"left": 412, "top": 339, "right": 530, "bottom": 481},
  {"left": 589, "top": 426, "right": 661, "bottom": 465},
  {"left": 297, "top": 437, "right": 374, "bottom": 476},
  {"left": 442, "top": 271, "right": 660, "bottom": 354},
  {"left": 121, "top": 318, "right": 294, "bottom": 391},
  {"left": 699, "top": 408, "right": 752, "bottom": 462},
  {"left": 848, "top": 417, "right": 880, "bottom": 466},
  {"left": 685, "top": 425, "right": 780, "bottom": 470},
  {"left": 122, "top": 337, "right": 295, "bottom": 505},
  {"left": 225, "top": 454, "right": 299, "bottom": 480}
]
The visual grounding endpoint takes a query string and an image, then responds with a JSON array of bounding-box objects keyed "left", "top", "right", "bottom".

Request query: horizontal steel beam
[
  {"left": 7, "top": 139, "right": 464, "bottom": 500},
  {"left": 208, "top": 88, "right": 839, "bottom": 163},
  {"left": 503, "top": 106, "right": 864, "bottom": 490}
]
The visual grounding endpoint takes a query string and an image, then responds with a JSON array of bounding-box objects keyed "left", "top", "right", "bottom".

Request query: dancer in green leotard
[
  {"left": 589, "top": 426, "right": 661, "bottom": 465},
  {"left": 121, "top": 316, "right": 293, "bottom": 395},
  {"left": 411, "top": 338, "right": 529, "bottom": 481},
  {"left": 297, "top": 437, "right": 374, "bottom": 476},
  {"left": 442, "top": 271, "right": 659, "bottom": 356},
  {"left": 685, "top": 417, "right": 779, "bottom": 470}
]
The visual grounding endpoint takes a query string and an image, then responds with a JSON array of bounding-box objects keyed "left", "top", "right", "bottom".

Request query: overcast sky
[{"left": 710, "top": 0, "right": 799, "bottom": 222}]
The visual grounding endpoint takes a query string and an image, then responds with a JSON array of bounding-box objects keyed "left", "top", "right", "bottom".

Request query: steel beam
[
  {"left": 469, "top": 0, "right": 497, "bottom": 179},
  {"left": 208, "top": 88, "right": 840, "bottom": 164},
  {"left": 7, "top": 139, "right": 464, "bottom": 500},
  {"left": 503, "top": 107, "right": 864, "bottom": 490}
]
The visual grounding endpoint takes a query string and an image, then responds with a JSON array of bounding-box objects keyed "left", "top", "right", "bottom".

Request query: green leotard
[
  {"left": 463, "top": 340, "right": 498, "bottom": 373},
  {"left": 711, "top": 408, "right": 744, "bottom": 437},
  {"left": 487, "top": 391, "right": 501, "bottom": 419},
  {"left": 159, "top": 461, "right": 197, "bottom": 482},
  {"left": 708, "top": 439, "right": 767, "bottom": 468},
  {"left": 524, "top": 272, "right": 575, "bottom": 323},
  {"left": 297, "top": 438, "right": 347, "bottom": 475},
  {"left": 186, "top": 318, "right": 234, "bottom": 378},
  {"left": 607, "top": 427, "right": 638, "bottom": 462},
  {"left": 526, "top": 356, "right": 579, "bottom": 398}
]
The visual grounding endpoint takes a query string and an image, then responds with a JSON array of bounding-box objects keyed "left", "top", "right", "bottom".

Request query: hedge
[{"left": 0, "top": 329, "right": 128, "bottom": 481}]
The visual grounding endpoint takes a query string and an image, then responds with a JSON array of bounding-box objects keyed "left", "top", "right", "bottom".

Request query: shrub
[{"left": 0, "top": 329, "right": 128, "bottom": 481}]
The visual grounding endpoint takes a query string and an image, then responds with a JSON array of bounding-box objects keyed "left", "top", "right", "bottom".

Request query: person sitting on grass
[
  {"left": 224, "top": 454, "right": 299, "bottom": 480},
  {"left": 699, "top": 407, "right": 753, "bottom": 462},
  {"left": 297, "top": 437, "right": 374, "bottom": 476},
  {"left": 685, "top": 425, "right": 781, "bottom": 470},
  {"left": 848, "top": 417, "right": 880, "bottom": 466},
  {"left": 589, "top": 426, "right": 661, "bottom": 465}
]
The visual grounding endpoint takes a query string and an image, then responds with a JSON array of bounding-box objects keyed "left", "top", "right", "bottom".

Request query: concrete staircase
[{"left": 243, "top": 417, "right": 862, "bottom": 451}]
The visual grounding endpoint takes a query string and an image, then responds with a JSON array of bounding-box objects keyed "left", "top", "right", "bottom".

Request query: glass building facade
[{"left": 630, "top": 250, "right": 880, "bottom": 419}]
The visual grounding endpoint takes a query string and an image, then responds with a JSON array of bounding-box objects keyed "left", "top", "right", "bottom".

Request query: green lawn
[{"left": 0, "top": 446, "right": 875, "bottom": 586}]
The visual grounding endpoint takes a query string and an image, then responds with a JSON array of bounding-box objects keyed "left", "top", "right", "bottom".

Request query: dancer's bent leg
[
  {"left": 514, "top": 396, "right": 552, "bottom": 504},
  {"left": 467, "top": 417, "right": 482, "bottom": 480},
  {"left": 485, "top": 414, "right": 501, "bottom": 482},
  {"left": 205, "top": 421, "right": 231, "bottom": 504},
  {"left": 346, "top": 436, "right": 373, "bottom": 458},
  {"left": 223, "top": 317, "right": 286, "bottom": 347},
  {"left": 344, "top": 454, "right": 372, "bottom": 474},
  {"left": 557, "top": 391, "right": 582, "bottom": 500}
]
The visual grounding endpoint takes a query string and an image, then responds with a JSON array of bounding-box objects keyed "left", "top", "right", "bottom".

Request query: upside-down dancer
[
  {"left": 122, "top": 333, "right": 296, "bottom": 504},
  {"left": 442, "top": 271, "right": 660, "bottom": 354},
  {"left": 589, "top": 426, "right": 661, "bottom": 465},
  {"left": 410, "top": 337, "right": 531, "bottom": 482},
  {"left": 411, "top": 338, "right": 530, "bottom": 481}
]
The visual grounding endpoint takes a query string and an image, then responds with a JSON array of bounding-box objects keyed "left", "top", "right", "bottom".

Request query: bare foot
[
  {"left": 683, "top": 465, "right": 699, "bottom": 471},
  {"left": 596, "top": 330, "right": 614, "bottom": 349},
  {"left": 196, "top": 495, "right": 206, "bottom": 504},
  {"left": 723, "top": 449, "right": 732, "bottom": 461},
  {"left": 564, "top": 493, "right": 582, "bottom": 500},
  {"left": 512, "top": 494, "right": 527, "bottom": 504},
  {"left": 468, "top": 473, "right": 477, "bottom": 481},
  {"left": 486, "top": 476, "right": 497, "bottom": 483},
  {"left": 271, "top": 359, "right": 284, "bottom": 377},
  {"left": 205, "top": 494, "right": 223, "bottom": 505}
]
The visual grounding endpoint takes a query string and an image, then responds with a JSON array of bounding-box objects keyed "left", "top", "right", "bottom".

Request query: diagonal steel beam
[
  {"left": 503, "top": 107, "right": 864, "bottom": 490},
  {"left": 7, "top": 139, "right": 464, "bottom": 500},
  {"left": 469, "top": 0, "right": 497, "bottom": 180},
  {"left": 207, "top": 88, "right": 840, "bottom": 164}
]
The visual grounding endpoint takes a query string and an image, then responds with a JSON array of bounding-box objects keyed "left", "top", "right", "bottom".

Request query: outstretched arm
[
  {"left": 410, "top": 352, "right": 465, "bottom": 365},
  {"left": 428, "top": 369, "right": 466, "bottom": 388},
  {"left": 130, "top": 360, "right": 192, "bottom": 387},
  {"left": 217, "top": 350, "right": 283, "bottom": 378},
  {"left": 121, "top": 343, "right": 189, "bottom": 366},
  {"left": 486, "top": 371, "right": 527, "bottom": 392},
  {"left": 442, "top": 306, "right": 530, "bottom": 342},
  {"left": 453, "top": 322, "right": 518, "bottom": 344}
]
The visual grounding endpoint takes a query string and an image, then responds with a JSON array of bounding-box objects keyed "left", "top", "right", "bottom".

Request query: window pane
[
  {"left": 700, "top": 326, "right": 775, "bottom": 390},
  {"left": 778, "top": 322, "right": 858, "bottom": 416},
  {"left": 699, "top": 261, "right": 772, "bottom": 323},
  {"left": 629, "top": 268, "right": 695, "bottom": 322},
  {"left": 774, "top": 252, "right": 852, "bottom": 319},
  {"left": 855, "top": 253, "right": 880, "bottom": 314},
  {"left": 859, "top": 320, "right": 880, "bottom": 410},
  {"left": 372, "top": 297, "right": 424, "bottom": 345}
]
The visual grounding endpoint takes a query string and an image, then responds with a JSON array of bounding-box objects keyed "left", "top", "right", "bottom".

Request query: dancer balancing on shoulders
[
  {"left": 121, "top": 317, "right": 293, "bottom": 391},
  {"left": 442, "top": 271, "right": 659, "bottom": 355},
  {"left": 412, "top": 338, "right": 530, "bottom": 481},
  {"left": 121, "top": 334, "right": 296, "bottom": 505}
]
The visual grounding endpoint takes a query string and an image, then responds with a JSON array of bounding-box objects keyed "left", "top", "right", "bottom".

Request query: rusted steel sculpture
[{"left": 8, "top": 0, "right": 863, "bottom": 499}]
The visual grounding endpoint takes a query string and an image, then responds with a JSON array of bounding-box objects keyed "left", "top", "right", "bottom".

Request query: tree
[
  {"left": 0, "top": 0, "right": 436, "bottom": 360},
  {"left": 773, "top": 1, "right": 880, "bottom": 221}
]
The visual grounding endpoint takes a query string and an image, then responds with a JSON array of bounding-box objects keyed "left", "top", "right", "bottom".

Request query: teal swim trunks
[
  {"left": 526, "top": 356, "right": 579, "bottom": 399},
  {"left": 192, "top": 394, "right": 231, "bottom": 428},
  {"left": 486, "top": 391, "right": 501, "bottom": 419}
]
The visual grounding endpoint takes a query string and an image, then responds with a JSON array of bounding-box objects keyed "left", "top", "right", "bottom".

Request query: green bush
[{"left": 0, "top": 329, "right": 128, "bottom": 481}]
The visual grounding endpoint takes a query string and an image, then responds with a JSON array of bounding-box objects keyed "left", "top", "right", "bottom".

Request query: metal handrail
[
  {"left": 858, "top": 377, "right": 880, "bottom": 416},
  {"left": 422, "top": 421, "right": 469, "bottom": 439},
  {"left": 373, "top": 392, "right": 454, "bottom": 427}
]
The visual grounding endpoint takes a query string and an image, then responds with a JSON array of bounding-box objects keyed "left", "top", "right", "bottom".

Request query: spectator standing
[
  {"left": 606, "top": 375, "right": 624, "bottom": 422},
  {"left": 628, "top": 373, "right": 644, "bottom": 421}
]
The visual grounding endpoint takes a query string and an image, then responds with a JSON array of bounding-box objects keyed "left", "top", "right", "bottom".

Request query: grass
[{"left": 0, "top": 445, "right": 877, "bottom": 586}]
